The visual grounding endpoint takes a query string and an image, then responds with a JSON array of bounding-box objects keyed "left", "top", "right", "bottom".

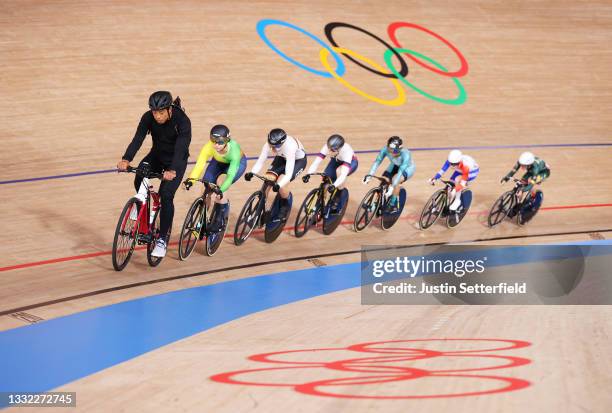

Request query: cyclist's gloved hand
[
  {"left": 272, "top": 183, "right": 280, "bottom": 192},
  {"left": 216, "top": 188, "right": 224, "bottom": 199},
  {"left": 362, "top": 176, "right": 371, "bottom": 185},
  {"left": 245, "top": 172, "right": 254, "bottom": 181},
  {"left": 500, "top": 176, "right": 510, "bottom": 184},
  {"left": 327, "top": 184, "right": 336, "bottom": 193},
  {"left": 184, "top": 179, "right": 193, "bottom": 190},
  {"left": 428, "top": 178, "right": 436, "bottom": 186},
  {"left": 302, "top": 175, "right": 310, "bottom": 184}
]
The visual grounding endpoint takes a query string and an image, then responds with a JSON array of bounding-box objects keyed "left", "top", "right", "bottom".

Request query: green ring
[{"left": 383, "top": 48, "right": 467, "bottom": 105}]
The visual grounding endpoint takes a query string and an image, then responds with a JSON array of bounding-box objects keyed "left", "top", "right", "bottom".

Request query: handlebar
[
  {"left": 121, "top": 166, "right": 164, "bottom": 180},
  {"left": 184, "top": 178, "right": 223, "bottom": 195},
  {"left": 250, "top": 173, "right": 277, "bottom": 185},
  {"left": 365, "top": 175, "right": 390, "bottom": 185},
  {"left": 303, "top": 173, "right": 333, "bottom": 184}
]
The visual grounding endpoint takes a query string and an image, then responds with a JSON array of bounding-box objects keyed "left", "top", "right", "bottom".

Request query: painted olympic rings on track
[
  {"left": 256, "top": 19, "right": 470, "bottom": 106},
  {"left": 320, "top": 47, "right": 406, "bottom": 107}
]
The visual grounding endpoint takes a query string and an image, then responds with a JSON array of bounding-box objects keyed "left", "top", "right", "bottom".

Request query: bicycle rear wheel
[
  {"left": 112, "top": 197, "right": 141, "bottom": 271},
  {"left": 419, "top": 190, "right": 446, "bottom": 230},
  {"left": 147, "top": 206, "right": 163, "bottom": 267},
  {"left": 234, "top": 191, "right": 263, "bottom": 246},
  {"left": 206, "top": 202, "right": 229, "bottom": 256},
  {"left": 353, "top": 188, "right": 381, "bottom": 232},
  {"left": 295, "top": 188, "right": 320, "bottom": 238},
  {"left": 488, "top": 191, "right": 515, "bottom": 228},
  {"left": 178, "top": 197, "right": 204, "bottom": 260}
]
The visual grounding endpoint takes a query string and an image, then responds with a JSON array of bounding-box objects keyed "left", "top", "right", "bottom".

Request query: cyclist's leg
[
  {"left": 278, "top": 156, "right": 307, "bottom": 216},
  {"left": 133, "top": 152, "right": 161, "bottom": 194},
  {"left": 158, "top": 160, "right": 187, "bottom": 241},
  {"left": 448, "top": 171, "right": 463, "bottom": 211}
]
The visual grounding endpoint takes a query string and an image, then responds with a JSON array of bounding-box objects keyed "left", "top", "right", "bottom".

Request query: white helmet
[
  {"left": 518, "top": 151, "right": 535, "bottom": 166},
  {"left": 448, "top": 149, "right": 462, "bottom": 164}
]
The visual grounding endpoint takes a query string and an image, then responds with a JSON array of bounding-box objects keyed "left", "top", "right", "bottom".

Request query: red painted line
[{"left": 1, "top": 201, "right": 611, "bottom": 273}]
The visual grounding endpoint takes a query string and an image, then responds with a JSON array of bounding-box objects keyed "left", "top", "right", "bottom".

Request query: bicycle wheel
[
  {"left": 353, "top": 188, "right": 381, "bottom": 232},
  {"left": 112, "top": 197, "right": 141, "bottom": 271},
  {"left": 294, "top": 188, "right": 320, "bottom": 238},
  {"left": 323, "top": 189, "right": 349, "bottom": 235},
  {"left": 488, "top": 191, "right": 515, "bottom": 228},
  {"left": 206, "top": 202, "right": 229, "bottom": 256},
  {"left": 447, "top": 190, "right": 471, "bottom": 228},
  {"left": 147, "top": 206, "right": 164, "bottom": 267},
  {"left": 419, "top": 189, "right": 446, "bottom": 230},
  {"left": 518, "top": 191, "right": 543, "bottom": 226},
  {"left": 178, "top": 197, "right": 205, "bottom": 260},
  {"left": 234, "top": 191, "right": 263, "bottom": 246}
]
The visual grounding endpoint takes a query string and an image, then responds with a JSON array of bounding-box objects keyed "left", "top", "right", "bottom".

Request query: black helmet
[
  {"left": 149, "top": 91, "right": 173, "bottom": 110},
  {"left": 268, "top": 128, "right": 287, "bottom": 147},
  {"left": 327, "top": 134, "right": 345, "bottom": 151},
  {"left": 210, "top": 124, "right": 231, "bottom": 143},
  {"left": 387, "top": 136, "right": 403, "bottom": 154}
]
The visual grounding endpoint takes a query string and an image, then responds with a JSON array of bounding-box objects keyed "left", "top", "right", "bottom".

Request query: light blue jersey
[{"left": 368, "top": 147, "right": 415, "bottom": 187}]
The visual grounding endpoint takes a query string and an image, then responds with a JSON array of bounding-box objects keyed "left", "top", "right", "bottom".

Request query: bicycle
[
  {"left": 112, "top": 163, "right": 165, "bottom": 271},
  {"left": 487, "top": 178, "right": 543, "bottom": 227},
  {"left": 294, "top": 173, "right": 349, "bottom": 237},
  {"left": 178, "top": 178, "right": 228, "bottom": 259},
  {"left": 419, "top": 179, "right": 472, "bottom": 230},
  {"left": 353, "top": 175, "right": 406, "bottom": 232},
  {"left": 234, "top": 173, "right": 293, "bottom": 245}
]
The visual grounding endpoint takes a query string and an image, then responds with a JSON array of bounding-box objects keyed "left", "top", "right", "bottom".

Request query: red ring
[{"left": 387, "top": 22, "right": 469, "bottom": 77}]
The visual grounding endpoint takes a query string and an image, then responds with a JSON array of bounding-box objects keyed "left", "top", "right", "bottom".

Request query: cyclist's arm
[
  {"left": 504, "top": 162, "right": 520, "bottom": 180},
  {"left": 333, "top": 145, "right": 355, "bottom": 187},
  {"left": 307, "top": 145, "right": 327, "bottom": 175},
  {"left": 368, "top": 148, "right": 386, "bottom": 176},
  {"left": 122, "top": 112, "right": 150, "bottom": 162},
  {"left": 188, "top": 141, "right": 213, "bottom": 180},
  {"left": 251, "top": 143, "right": 269, "bottom": 174},
  {"left": 333, "top": 163, "right": 351, "bottom": 187},
  {"left": 392, "top": 150, "right": 412, "bottom": 187},
  {"left": 433, "top": 160, "right": 450, "bottom": 180},
  {"left": 277, "top": 139, "right": 298, "bottom": 188},
  {"left": 219, "top": 142, "right": 242, "bottom": 192},
  {"left": 170, "top": 114, "right": 192, "bottom": 171}
]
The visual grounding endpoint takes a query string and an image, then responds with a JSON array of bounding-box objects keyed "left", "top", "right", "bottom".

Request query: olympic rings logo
[
  {"left": 256, "top": 19, "right": 470, "bottom": 106},
  {"left": 211, "top": 339, "right": 532, "bottom": 399}
]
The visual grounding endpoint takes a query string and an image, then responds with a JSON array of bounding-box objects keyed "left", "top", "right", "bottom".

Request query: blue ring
[{"left": 256, "top": 19, "right": 346, "bottom": 78}]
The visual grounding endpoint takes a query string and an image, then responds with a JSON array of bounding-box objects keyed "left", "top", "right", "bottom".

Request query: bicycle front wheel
[
  {"left": 353, "top": 188, "right": 381, "bottom": 232},
  {"left": 419, "top": 189, "right": 446, "bottom": 230},
  {"left": 488, "top": 191, "right": 515, "bottom": 228},
  {"left": 294, "top": 188, "right": 320, "bottom": 238},
  {"left": 178, "top": 197, "right": 204, "bottom": 261},
  {"left": 234, "top": 191, "right": 263, "bottom": 246},
  {"left": 112, "top": 197, "right": 141, "bottom": 271}
]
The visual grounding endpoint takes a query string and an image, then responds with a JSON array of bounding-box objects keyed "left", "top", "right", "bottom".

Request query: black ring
[{"left": 324, "top": 22, "right": 409, "bottom": 79}]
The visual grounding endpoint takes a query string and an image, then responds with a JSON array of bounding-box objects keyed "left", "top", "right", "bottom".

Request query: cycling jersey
[
  {"left": 368, "top": 147, "right": 415, "bottom": 187},
  {"left": 188, "top": 139, "right": 243, "bottom": 192},
  {"left": 251, "top": 135, "right": 306, "bottom": 188},
  {"left": 307, "top": 142, "right": 357, "bottom": 187}
]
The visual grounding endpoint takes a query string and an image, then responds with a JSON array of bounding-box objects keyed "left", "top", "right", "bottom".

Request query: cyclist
[
  {"left": 429, "top": 149, "right": 479, "bottom": 216},
  {"left": 501, "top": 151, "right": 550, "bottom": 214},
  {"left": 184, "top": 124, "right": 246, "bottom": 232},
  {"left": 364, "top": 136, "right": 415, "bottom": 213},
  {"left": 117, "top": 91, "right": 191, "bottom": 258},
  {"left": 305, "top": 134, "right": 358, "bottom": 211},
  {"left": 245, "top": 128, "right": 307, "bottom": 219}
]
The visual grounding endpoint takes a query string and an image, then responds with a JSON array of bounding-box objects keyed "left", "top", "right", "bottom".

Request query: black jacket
[{"left": 122, "top": 105, "right": 191, "bottom": 171}]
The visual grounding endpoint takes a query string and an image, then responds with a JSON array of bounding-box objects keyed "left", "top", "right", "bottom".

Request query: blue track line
[
  {"left": 0, "top": 243, "right": 610, "bottom": 401},
  {"left": 2, "top": 142, "right": 611, "bottom": 185}
]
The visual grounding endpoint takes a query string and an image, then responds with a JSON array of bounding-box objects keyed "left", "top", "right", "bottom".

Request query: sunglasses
[{"left": 210, "top": 136, "right": 228, "bottom": 145}]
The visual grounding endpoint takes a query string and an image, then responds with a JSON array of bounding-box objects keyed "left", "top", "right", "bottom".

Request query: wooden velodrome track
[{"left": 1, "top": 0, "right": 611, "bottom": 411}]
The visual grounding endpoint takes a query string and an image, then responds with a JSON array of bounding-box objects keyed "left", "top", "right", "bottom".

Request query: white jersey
[
  {"left": 251, "top": 135, "right": 306, "bottom": 187},
  {"left": 307, "top": 143, "right": 355, "bottom": 187}
]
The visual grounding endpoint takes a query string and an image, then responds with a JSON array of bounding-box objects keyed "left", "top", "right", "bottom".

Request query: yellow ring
[{"left": 319, "top": 47, "right": 406, "bottom": 107}]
